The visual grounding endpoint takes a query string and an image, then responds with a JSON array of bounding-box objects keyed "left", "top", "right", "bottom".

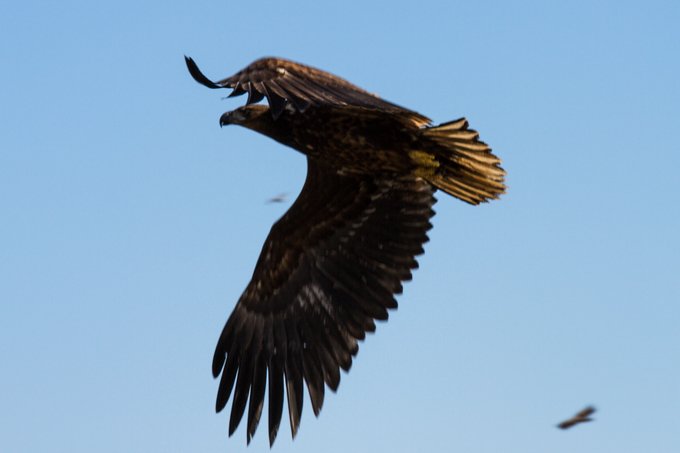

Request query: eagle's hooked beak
[
  {"left": 219, "top": 111, "right": 236, "bottom": 127},
  {"left": 220, "top": 105, "right": 269, "bottom": 128}
]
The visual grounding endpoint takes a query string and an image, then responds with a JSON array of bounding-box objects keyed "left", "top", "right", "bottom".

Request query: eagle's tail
[{"left": 415, "top": 118, "right": 506, "bottom": 205}]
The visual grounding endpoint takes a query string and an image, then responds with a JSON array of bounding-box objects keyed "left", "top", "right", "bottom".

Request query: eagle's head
[
  {"left": 219, "top": 104, "right": 292, "bottom": 145},
  {"left": 220, "top": 104, "right": 270, "bottom": 128}
]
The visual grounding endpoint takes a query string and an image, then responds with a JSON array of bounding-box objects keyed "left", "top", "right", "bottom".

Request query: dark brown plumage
[
  {"left": 557, "top": 406, "right": 596, "bottom": 429},
  {"left": 185, "top": 56, "right": 506, "bottom": 445}
]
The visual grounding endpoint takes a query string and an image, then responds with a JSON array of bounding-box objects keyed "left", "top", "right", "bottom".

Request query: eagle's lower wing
[
  {"left": 213, "top": 159, "right": 435, "bottom": 445},
  {"left": 184, "top": 56, "right": 430, "bottom": 124}
]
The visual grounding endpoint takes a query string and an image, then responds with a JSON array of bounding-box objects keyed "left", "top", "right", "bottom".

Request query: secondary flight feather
[{"left": 185, "top": 55, "right": 506, "bottom": 445}]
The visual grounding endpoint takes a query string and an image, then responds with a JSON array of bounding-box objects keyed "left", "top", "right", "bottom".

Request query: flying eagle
[
  {"left": 557, "top": 406, "right": 596, "bottom": 430},
  {"left": 185, "top": 56, "right": 506, "bottom": 445}
]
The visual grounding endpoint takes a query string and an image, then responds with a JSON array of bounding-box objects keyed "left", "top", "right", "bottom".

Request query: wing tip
[
  {"left": 212, "top": 348, "right": 225, "bottom": 378},
  {"left": 268, "top": 426, "right": 279, "bottom": 447},
  {"left": 184, "top": 55, "right": 221, "bottom": 89}
]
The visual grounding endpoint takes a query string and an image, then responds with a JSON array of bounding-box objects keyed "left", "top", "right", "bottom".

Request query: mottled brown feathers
[
  {"left": 213, "top": 163, "right": 435, "bottom": 444},
  {"left": 185, "top": 56, "right": 430, "bottom": 124},
  {"left": 185, "top": 56, "right": 505, "bottom": 445}
]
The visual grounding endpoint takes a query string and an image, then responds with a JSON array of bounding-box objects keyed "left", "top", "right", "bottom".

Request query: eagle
[
  {"left": 557, "top": 406, "right": 596, "bottom": 430},
  {"left": 185, "top": 56, "right": 506, "bottom": 445}
]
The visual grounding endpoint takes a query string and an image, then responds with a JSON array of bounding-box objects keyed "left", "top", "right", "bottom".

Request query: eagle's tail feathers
[{"left": 418, "top": 118, "right": 506, "bottom": 205}]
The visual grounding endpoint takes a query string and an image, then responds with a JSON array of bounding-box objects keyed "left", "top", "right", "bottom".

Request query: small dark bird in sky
[
  {"left": 557, "top": 406, "right": 596, "bottom": 429},
  {"left": 266, "top": 192, "right": 289, "bottom": 204},
  {"left": 185, "top": 55, "right": 505, "bottom": 445}
]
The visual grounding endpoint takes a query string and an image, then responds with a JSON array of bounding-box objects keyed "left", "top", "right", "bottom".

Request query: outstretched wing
[
  {"left": 557, "top": 406, "right": 596, "bottom": 429},
  {"left": 575, "top": 406, "right": 596, "bottom": 418},
  {"left": 184, "top": 56, "right": 430, "bottom": 124},
  {"left": 213, "top": 159, "right": 435, "bottom": 445}
]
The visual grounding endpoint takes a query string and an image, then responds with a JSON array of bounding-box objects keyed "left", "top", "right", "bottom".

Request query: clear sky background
[{"left": 1, "top": 1, "right": 679, "bottom": 452}]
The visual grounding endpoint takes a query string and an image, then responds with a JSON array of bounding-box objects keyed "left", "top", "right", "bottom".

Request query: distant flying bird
[
  {"left": 557, "top": 406, "right": 596, "bottom": 429},
  {"left": 266, "top": 192, "right": 289, "bottom": 204},
  {"left": 185, "top": 56, "right": 506, "bottom": 445}
]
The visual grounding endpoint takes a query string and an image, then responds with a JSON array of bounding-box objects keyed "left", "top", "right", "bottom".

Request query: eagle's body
[
  {"left": 185, "top": 56, "right": 505, "bottom": 445},
  {"left": 229, "top": 104, "right": 426, "bottom": 174}
]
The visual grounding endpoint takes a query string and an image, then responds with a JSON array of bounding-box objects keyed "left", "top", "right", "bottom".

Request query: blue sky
[{"left": 1, "top": 1, "right": 679, "bottom": 452}]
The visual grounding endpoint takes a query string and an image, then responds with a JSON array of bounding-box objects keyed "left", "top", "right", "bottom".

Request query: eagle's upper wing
[
  {"left": 575, "top": 406, "right": 596, "bottom": 418},
  {"left": 214, "top": 159, "right": 435, "bottom": 445},
  {"left": 184, "top": 56, "right": 431, "bottom": 125}
]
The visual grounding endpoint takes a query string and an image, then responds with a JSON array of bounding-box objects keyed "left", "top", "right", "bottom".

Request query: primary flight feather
[{"left": 185, "top": 56, "right": 505, "bottom": 445}]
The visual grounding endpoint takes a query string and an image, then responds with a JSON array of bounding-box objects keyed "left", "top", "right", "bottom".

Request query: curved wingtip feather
[{"left": 184, "top": 55, "right": 221, "bottom": 89}]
